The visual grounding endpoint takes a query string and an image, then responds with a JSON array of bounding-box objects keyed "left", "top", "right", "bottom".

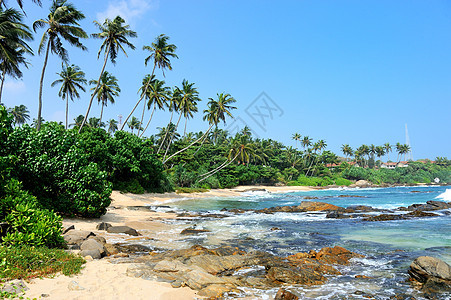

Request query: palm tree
[
  {"left": 292, "top": 132, "right": 301, "bottom": 149},
  {"left": 0, "top": 8, "right": 33, "bottom": 101},
  {"left": 396, "top": 142, "right": 402, "bottom": 162},
  {"left": 384, "top": 143, "right": 392, "bottom": 162},
  {"left": 33, "top": 0, "right": 88, "bottom": 131},
  {"left": 122, "top": 34, "right": 178, "bottom": 132},
  {"left": 0, "top": 0, "right": 42, "bottom": 11},
  {"left": 157, "top": 90, "right": 178, "bottom": 154},
  {"left": 51, "top": 63, "right": 86, "bottom": 129},
  {"left": 106, "top": 118, "right": 118, "bottom": 134},
  {"left": 79, "top": 16, "right": 136, "bottom": 132},
  {"left": 139, "top": 76, "right": 170, "bottom": 137},
  {"left": 88, "top": 117, "right": 104, "bottom": 128},
  {"left": 375, "top": 146, "right": 385, "bottom": 165},
  {"left": 8, "top": 104, "right": 29, "bottom": 125},
  {"left": 156, "top": 123, "right": 178, "bottom": 151},
  {"left": 309, "top": 139, "right": 327, "bottom": 176},
  {"left": 198, "top": 134, "right": 258, "bottom": 182},
  {"left": 69, "top": 114, "right": 83, "bottom": 127},
  {"left": 163, "top": 79, "right": 200, "bottom": 160},
  {"left": 127, "top": 116, "right": 141, "bottom": 134},
  {"left": 163, "top": 92, "right": 237, "bottom": 164},
  {"left": 88, "top": 71, "right": 120, "bottom": 123},
  {"left": 341, "top": 144, "right": 353, "bottom": 161}
]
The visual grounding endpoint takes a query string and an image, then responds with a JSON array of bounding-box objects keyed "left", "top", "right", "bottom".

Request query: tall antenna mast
[{"left": 405, "top": 124, "right": 413, "bottom": 161}]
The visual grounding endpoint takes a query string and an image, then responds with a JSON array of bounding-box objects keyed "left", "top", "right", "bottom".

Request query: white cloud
[
  {"left": 97, "top": 0, "right": 159, "bottom": 26},
  {"left": 3, "top": 80, "right": 26, "bottom": 94}
]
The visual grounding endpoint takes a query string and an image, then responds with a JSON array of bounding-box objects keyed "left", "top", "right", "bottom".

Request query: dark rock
[
  {"left": 303, "top": 196, "right": 319, "bottom": 200},
  {"left": 405, "top": 211, "right": 439, "bottom": 218},
  {"left": 326, "top": 211, "right": 352, "bottom": 219},
  {"left": 275, "top": 288, "right": 299, "bottom": 300},
  {"left": 62, "top": 224, "right": 75, "bottom": 234},
  {"left": 180, "top": 227, "right": 210, "bottom": 235},
  {"left": 96, "top": 222, "right": 112, "bottom": 231},
  {"left": 114, "top": 243, "right": 151, "bottom": 254},
  {"left": 344, "top": 205, "right": 376, "bottom": 212},
  {"left": 107, "top": 226, "right": 140, "bottom": 236},
  {"left": 270, "top": 227, "right": 281, "bottom": 231},
  {"left": 104, "top": 243, "right": 119, "bottom": 256},
  {"left": 363, "top": 214, "right": 406, "bottom": 222},
  {"left": 407, "top": 201, "right": 451, "bottom": 212},
  {"left": 338, "top": 195, "right": 366, "bottom": 198},
  {"left": 256, "top": 201, "right": 341, "bottom": 214}
]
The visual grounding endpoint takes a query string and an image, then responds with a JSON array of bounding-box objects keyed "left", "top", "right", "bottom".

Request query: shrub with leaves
[{"left": 6, "top": 123, "right": 112, "bottom": 217}]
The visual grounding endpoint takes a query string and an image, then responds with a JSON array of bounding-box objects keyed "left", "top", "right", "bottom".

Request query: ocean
[{"left": 152, "top": 186, "right": 451, "bottom": 299}]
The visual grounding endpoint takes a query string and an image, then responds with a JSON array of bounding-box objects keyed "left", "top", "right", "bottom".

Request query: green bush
[
  {"left": 334, "top": 177, "right": 352, "bottom": 186},
  {"left": 5, "top": 123, "right": 112, "bottom": 217},
  {"left": 4, "top": 204, "right": 64, "bottom": 247},
  {"left": 0, "top": 245, "right": 84, "bottom": 281}
]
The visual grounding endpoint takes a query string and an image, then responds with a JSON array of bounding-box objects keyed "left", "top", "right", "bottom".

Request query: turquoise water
[{"left": 165, "top": 186, "right": 451, "bottom": 299}]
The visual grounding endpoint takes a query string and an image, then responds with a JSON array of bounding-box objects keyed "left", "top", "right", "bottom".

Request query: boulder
[
  {"left": 80, "top": 239, "right": 105, "bottom": 256},
  {"left": 104, "top": 243, "right": 119, "bottom": 256},
  {"left": 96, "top": 222, "right": 112, "bottom": 231},
  {"left": 63, "top": 230, "right": 95, "bottom": 245},
  {"left": 275, "top": 288, "right": 299, "bottom": 300},
  {"left": 409, "top": 256, "right": 451, "bottom": 283},
  {"left": 408, "top": 256, "right": 451, "bottom": 295},
  {"left": 80, "top": 249, "right": 101, "bottom": 259},
  {"left": 355, "top": 180, "right": 371, "bottom": 187},
  {"left": 107, "top": 226, "right": 140, "bottom": 236}
]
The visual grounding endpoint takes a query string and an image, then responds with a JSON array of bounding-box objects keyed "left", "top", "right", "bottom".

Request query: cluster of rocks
[
  {"left": 63, "top": 223, "right": 145, "bottom": 259},
  {"left": 408, "top": 256, "right": 451, "bottom": 298},
  {"left": 126, "top": 245, "right": 363, "bottom": 298}
]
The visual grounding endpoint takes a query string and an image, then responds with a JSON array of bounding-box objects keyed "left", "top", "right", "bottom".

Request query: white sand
[{"left": 23, "top": 185, "right": 314, "bottom": 300}]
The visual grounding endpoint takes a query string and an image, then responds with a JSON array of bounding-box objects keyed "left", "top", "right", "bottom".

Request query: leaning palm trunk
[
  {"left": 79, "top": 46, "right": 110, "bottom": 132},
  {"left": 37, "top": 40, "right": 51, "bottom": 131},
  {"left": 163, "top": 123, "right": 214, "bottom": 164},
  {"left": 198, "top": 152, "right": 239, "bottom": 183},
  {"left": 99, "top": 102, "right": 104, "bottom": 124},
  {"left": 123, "top": 64, "right": 156, "bottom": 132},
  {"left": 65, "top": 97, "right": 68, "bottom": 129},
  {"left": 157, "top": 110, "right": 174, "bottom": 154},
  {"left": 305, "top": 154, "right": 315, "bottom": 176},
  {"left": 0, "top": 70, "right": 5, "bottom": 102},
  {"left": 163, "top": 113, "right": 182, "bottom": 161},
  {"left": 139, "top": 103, "right": 156, "bottom": 137}
]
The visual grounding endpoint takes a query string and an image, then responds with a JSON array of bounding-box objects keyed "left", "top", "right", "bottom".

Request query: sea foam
[{"left": 435, "top": 189, "right": 451, "bottom": 201}]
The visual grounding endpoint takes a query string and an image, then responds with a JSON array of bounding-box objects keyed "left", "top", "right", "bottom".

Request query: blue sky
[{"left": 2, "top": 0, "right": 451, "bottom": 159}]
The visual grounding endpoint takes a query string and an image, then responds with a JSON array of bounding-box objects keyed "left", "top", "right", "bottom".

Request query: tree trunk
[
  {"left": 163, "top": 123, "right": 214, "bottom": 164},
  {"left": 198, "top": 152, "right": 239, "bottom": 183},
  {"left": 79, "top": 45, "right": 110, "bottom": 133},
  {"left": 99, "top": 102, "right": 104, "bottom": 124},
  {"left": 184, "top": 118, "right": 187, "bottom": 137},
  {"left": 0, "top": 67, "right": 6, "bottom": 102},
  {"left": 65, "top": 97, "right": 68, "bottom": 130},
  {"left": 122, "top": 63, "right": 156, "bottom": 132},
  {"left": 139, "top": 103, "right": 156, "bottom": 137},
  {"left": 157, "top": 110, "right": 173, "bottom": 154},
  {"left": 37, "top": 40, "right": 51, "bottom": 131},
  {"left": 163, "top": 113, "right": 182, "bottom": 161}
]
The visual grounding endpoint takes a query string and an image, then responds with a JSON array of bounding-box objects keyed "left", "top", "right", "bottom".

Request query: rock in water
[
  {"left": 408, "top": 256, "right": 451, "bottom": 295},
  {"left": 409, "top": 256, "right": 451, "bottom": 283},
  {"left": 275, "top": 288, "right": 299, "bottom": 300},
  {"left": 107, "top": 226, "right": 140, "bottom": 236}
]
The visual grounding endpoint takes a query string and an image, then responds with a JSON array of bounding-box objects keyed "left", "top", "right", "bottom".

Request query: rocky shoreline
[{"left": 52, "top": 197, "right": 451, "bottom": 299}]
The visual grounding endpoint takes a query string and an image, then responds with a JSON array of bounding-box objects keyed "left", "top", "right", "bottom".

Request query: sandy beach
[{"left": 23, "top": 186, "right": 314, "bottom": 300}]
